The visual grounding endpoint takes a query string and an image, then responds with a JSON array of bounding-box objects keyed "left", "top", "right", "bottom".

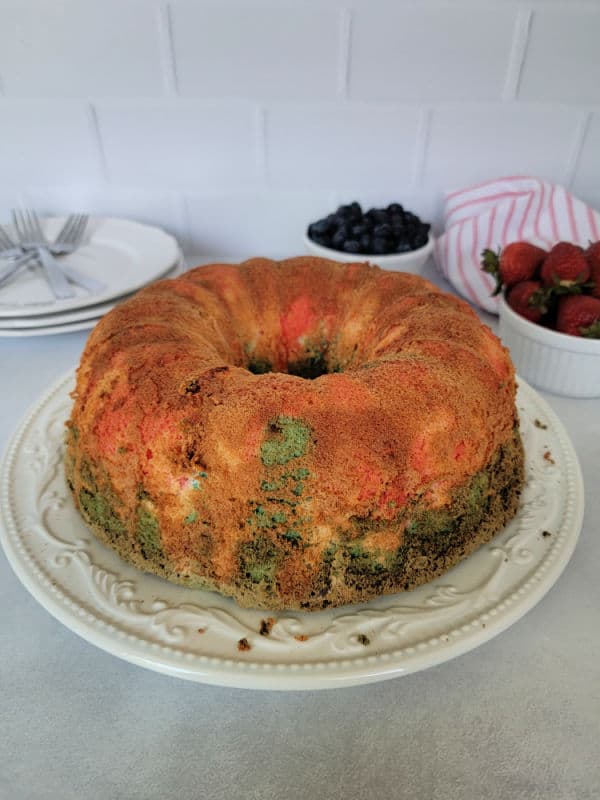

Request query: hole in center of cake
[{"left": 247, "top": 347, "right": 339, "bottom": 380}]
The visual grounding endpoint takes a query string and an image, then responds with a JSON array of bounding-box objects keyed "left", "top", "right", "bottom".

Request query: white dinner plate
[
  {"left": 0, "top": 257, "right": 184, "bottom": 333},
  {"left": 0, "top": 375, "right": 583, "bottom": 690},
  {"left": 0, "top": 318, "right": 101, "bottom": 337},
  {"left": 0, "top": 217, "right": 179, "bottom": 318}
]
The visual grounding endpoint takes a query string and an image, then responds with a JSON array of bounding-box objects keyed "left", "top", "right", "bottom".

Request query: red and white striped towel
[{"left": 433, "top": 176, "right": 600, "bottom": 314}]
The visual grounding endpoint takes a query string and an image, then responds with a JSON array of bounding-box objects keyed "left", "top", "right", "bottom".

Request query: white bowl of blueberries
[{"left": 304, "top": 202, "right": 434, "bottom": 272}]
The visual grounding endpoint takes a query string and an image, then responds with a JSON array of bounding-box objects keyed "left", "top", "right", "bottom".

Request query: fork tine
[
  {"left": 17, "top": 208, "right": 32, "bottom": 241},
  {"left": 11, "top": 209, "right": 24, "bottom": 241},
  {"left": 15, "top": 208, "right": 27, "bottom": 240},
  {"left": 62, "top": 214, "right": 81, "bottom": 244},
  {"left": 54, "top": 214, "right": 77, "bottom": 243},
  {"left": 28, "top": 208, "right": 45, "bottom": 241},
  {"left": 71, "top": 214, "right": 88, "bottom": 245},
  {"left": 0, "top": 224, "right": 16, "bottom": 249}
]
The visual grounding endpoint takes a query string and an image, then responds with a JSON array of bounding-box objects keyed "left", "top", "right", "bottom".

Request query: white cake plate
[{"left": 0, "top": 373, "right": 584, "bottom": 690}]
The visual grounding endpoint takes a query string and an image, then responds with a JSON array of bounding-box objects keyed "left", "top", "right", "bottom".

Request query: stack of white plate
[{"left": 0, "top": 217, "right": 183, "bottom": 337}]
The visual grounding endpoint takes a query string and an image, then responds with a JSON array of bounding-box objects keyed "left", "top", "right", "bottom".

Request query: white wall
[{"left": 0, "top": 0, "right": 599, "bottom": 258}]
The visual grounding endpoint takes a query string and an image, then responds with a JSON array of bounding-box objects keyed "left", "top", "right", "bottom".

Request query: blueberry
[
  {"left": 308, "top": 218, "right": 332, "bottom": 238},
  {"left": 310, "top": 203, "right": 430, "bottom": 254},
  {"left": 373, "top": 223, "right": 392, "bottom": 238},
  {"left": 352, "top": 222, "right": 370, "bottom": 237},
  {"left": 336, "top": 205, "right": 354, "bottom": 220},
  {"left": 335, "top": 222, "right": 351, "bottom": 239},
  {"left": 372, "top": 236, "right": 392, "bottom": 254},
  {"left": 372, "top": 209, "right": 389, "bottom": 225},
  {"left": 349, "top": 201, "right": 363, "bottom": 220},
  {"left": 359, "top": 233, "right": 372, "bottom": 252},
  {"left": 331, "top": 231, "right": 346, "bottom": 250}
]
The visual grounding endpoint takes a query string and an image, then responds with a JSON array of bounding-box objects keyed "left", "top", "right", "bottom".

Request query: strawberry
[
  {"left": 506, "top": 280, "right": 549, "bottom": 323},
  {"left": 555, "top": 295, "right": 600, "bottom": 337},
  {"left": 585, "top": 241, "right": 600, "bottom": 298},
  {"left": 481, "top": 243, "right": 546, "bottom": 295},
  {"left": 540, "top": 242, "right": 590, "bottom": 288}
]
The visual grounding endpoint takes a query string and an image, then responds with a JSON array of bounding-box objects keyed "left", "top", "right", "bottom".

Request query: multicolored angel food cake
[{"left": 65, "top": 256, "right": 524, "bottom": 610}]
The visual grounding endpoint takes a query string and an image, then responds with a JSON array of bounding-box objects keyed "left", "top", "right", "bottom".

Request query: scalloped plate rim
[{"left": 0, "top": 370, "right": 585, "bottom": 690}]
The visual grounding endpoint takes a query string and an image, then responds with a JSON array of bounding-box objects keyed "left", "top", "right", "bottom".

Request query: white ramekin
[
  {"left": 498, "top": 294, "right": 600, "bottom": 398},
  {"left": 303, "top": 232, "right": 435, "bottom": 274}
]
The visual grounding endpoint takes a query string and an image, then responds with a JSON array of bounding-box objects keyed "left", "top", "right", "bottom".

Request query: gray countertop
[{"left": 1, "top": 260, "right": 599, "bottom": 800}]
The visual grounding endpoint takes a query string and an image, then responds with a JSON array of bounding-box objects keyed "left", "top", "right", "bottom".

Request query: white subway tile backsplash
[
  {"left": 0, "top": 101, "right": 102, "bottom": 185},
  {"left": 95, "top": 102, "right": 260, "bottom": 188},
  {"left": 0, "top": 0, "right": 597, "bottom": 259},
  {"left": 170, "top": 1, "right": 341, "bottom": 100},
  {"left": 349, "top": 5, "right": 516, "bottom": 102},
  {"left": 0, "top": 0, "right": 164, "bottom": 98},
  {"left": 423, "top": 107, "right": 581, "bottom": 191},
  {"left": 572, "top": 114, "right": 600, "bottom": 197},
  {"left": 185, "top": 191, "right": 335, "bottom": 256},
  {"left": 519, "top": 8, "right": 600, "bottom": 103},
  {"left": 266, "top": 105, "right": 420, "bottom": 189}
]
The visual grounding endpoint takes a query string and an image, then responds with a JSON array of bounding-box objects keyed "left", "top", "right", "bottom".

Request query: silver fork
[
  {"left": 12, "top": 209, "right": 75, "bottom": 299},
  {"left": 51, "top": 214, "right": 88, "bottom": 255},
  {"left": 0, "top": 224, "right": 37, "bottom": 287},
  {"left": 47, "top": 214, "right": 105, "bottom": 293},
  {"left": 0, "top": 224, "right": 30, "bottom": 260},
  {"left": 0, "top": 251, "right": 36, "bottom": 288}
]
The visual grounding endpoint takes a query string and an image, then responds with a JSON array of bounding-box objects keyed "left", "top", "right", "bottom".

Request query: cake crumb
[
  {"left": 543, "top": 450, "right": 555, "bottom": 465},
  {"left": 294, "top": 634, "right": 309, "bottom": 642},
  {"left": 534, "top": 419, "right": 548, "bottom": 430},
  {"left": 357, "top": 634, "right": 370, "bottom": 646},
  {"left": 259, "top": 617, "right": 276, "bottom": 636},
  {"left": 542, "top": 530, "right": 552, "bottom": 538},
  {"left": 237, "top": 637, "right": 251, "bottom": 652},
  {"left": 197, "top": 627, "right": 206, "bottom": 634}
]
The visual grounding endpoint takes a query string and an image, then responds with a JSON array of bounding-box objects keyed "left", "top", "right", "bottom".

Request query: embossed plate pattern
[{"left": 0, "top": 373, "right": 584, "bottom": 689}]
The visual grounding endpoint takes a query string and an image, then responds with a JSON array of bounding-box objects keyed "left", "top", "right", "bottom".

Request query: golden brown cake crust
[{"left": 66, "top": 257, "right": 524, "bottom": 610}]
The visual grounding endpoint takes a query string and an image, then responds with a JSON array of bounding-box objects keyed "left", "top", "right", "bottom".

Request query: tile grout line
[
  {"left": 565, "top": 109, "right": 592, "bottom": 189},
  {"left": 503, "top": 7, "right": 533, "bottom": 101},
  {"left": 337, "top": 8, "right": 352, "bottom": 100},
  {"left": 87, "top": 104, "right": 110, "bottom": 184},
  {"left": 157, "top": 1, "right": 179, "bottom": 96}
]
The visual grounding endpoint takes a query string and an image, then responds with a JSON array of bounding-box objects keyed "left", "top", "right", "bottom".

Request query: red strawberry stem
[
  {"left": 581, "top": 320, "right": 600, "bottom": 338},
  {"left": 481, "top": 248, "right": 503, "bottom": 295}
]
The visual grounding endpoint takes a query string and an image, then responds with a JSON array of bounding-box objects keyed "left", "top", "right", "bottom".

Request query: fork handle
[
  {"left": 35, "top": 246, "right": 75, "bottom": 299},
  {"left": 58, "top": 262, "right": 106, "bottom": 293},
  {"left": 0, "top": 252, "right": 35, "bottom": 288}
]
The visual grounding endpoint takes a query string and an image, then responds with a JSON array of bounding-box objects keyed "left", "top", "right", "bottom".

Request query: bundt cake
[{"left": 65, "top": 256, "right": 524, "bottom": 611}]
